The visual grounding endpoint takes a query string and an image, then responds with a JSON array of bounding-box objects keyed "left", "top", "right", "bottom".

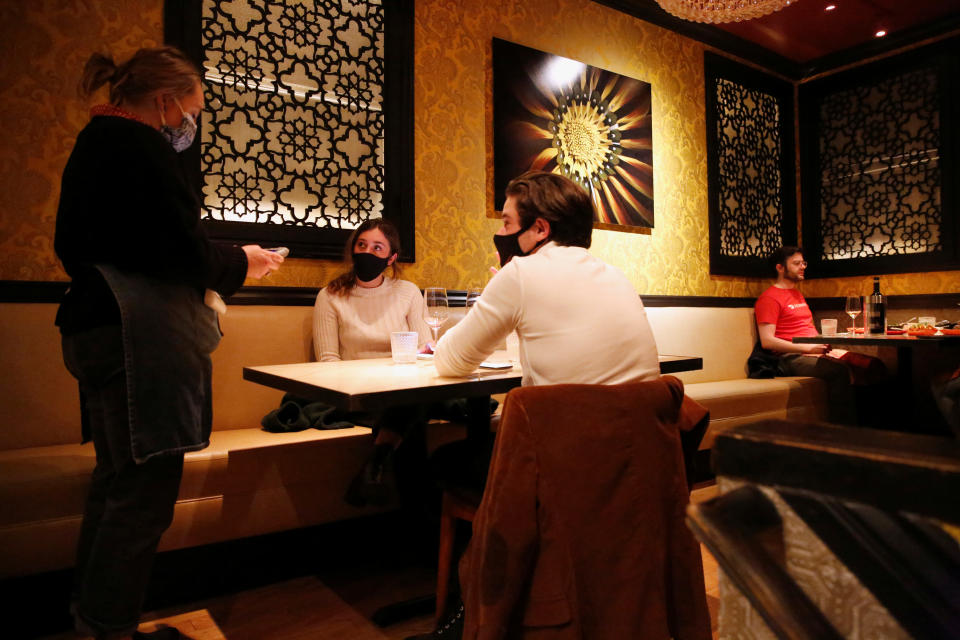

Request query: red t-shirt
[{"left": 754, "top": 286, "right": 818, "bottom": 341}]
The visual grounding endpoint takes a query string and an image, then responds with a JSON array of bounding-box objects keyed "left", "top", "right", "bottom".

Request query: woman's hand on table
[{"left": 242, "top": 244, "right": 284, "bottom": 279}]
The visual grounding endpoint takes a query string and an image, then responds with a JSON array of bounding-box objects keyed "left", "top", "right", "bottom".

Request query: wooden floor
[{"left": 35, "top": 485, "right": 720, "bottom": 640}]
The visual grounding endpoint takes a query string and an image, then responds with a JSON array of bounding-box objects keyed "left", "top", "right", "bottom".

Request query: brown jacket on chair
[{"left": 460, "top": 376, "right": 712, "bottom": 640}]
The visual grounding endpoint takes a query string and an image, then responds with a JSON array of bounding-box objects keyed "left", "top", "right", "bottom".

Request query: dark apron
[{"left": 96, "top": 265, "right": 221, "bottom": 463}]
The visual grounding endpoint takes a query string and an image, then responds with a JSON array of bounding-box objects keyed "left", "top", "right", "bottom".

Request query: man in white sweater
[
  {"left": 434, "top": 171, "right": 660, "bottom": 386},
  {"left": 425, "top": 172, "right": 663, "bottom": 640}
]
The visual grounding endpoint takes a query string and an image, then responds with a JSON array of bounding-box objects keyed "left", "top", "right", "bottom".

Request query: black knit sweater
[{"left": 54, "top": 115, "right": 247, "bottom": 334}]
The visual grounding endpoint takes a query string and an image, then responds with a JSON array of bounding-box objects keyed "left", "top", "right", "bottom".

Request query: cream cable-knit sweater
[{"left": 313, "top": 277, "right": 432, "bottom": 362}]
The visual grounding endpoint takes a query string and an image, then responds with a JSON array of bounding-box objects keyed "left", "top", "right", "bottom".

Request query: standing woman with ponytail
[
  {"left": 55, "top": 47, "right": 283, "bottom": 640},
  {"left": 314, "top": 218, "right": 433, "bottom": 505}
]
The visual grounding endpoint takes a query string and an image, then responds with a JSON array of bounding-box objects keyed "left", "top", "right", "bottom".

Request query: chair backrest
[{"left": 461, "top": 378, "right": 712, "bottom": 639}]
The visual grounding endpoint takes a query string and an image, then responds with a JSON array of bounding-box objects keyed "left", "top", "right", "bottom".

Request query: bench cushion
[
  {"left": 0, "top": 426, "right": 377, "bottom": 577},
  {"left": 685, "top": 377, "right": 828, "bottom": 448}
]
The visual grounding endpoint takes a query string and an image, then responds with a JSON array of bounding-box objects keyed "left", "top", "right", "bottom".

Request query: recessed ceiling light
[
  {"left": 825, "top": 4, "right": 836, "bottom": 10},
  {"left": 875, "top": 29, "right": 887, "bottom": 37}
]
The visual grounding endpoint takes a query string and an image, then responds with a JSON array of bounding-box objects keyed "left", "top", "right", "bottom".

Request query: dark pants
[
  {"left": 780, "top": 353, "right": 857, "bottom": 425},
  {"left": 63, "top": 326, "right": 184, "bottom": 638}
]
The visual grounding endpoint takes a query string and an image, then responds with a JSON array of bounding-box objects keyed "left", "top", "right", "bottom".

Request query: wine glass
[
  {"left": 844, "top": 293, "right": 862, "bottom": 335},
  {"left": 423, "top": 287, "right": 449, "bottom": 344}
]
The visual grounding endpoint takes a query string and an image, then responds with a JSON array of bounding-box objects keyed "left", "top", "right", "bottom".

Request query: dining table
[
  {"left": 792, "top": 333, "right": 959, "bottom": 388},
  {"left": 243, "top": 352, "right": 704, "bottom": 415},
  {"left": 243, "top": 351, "right": 704, "bottom": 626},
  {"left": 793, "top": 332, "right": 960, "bottom": 434}
]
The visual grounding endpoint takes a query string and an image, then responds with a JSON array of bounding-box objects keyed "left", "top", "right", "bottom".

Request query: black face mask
[
  {"left": 493, "top": 230, "right": 524, "bottom": 267},
  {"left": 352, "top": 252, "right": 391, "bottom": 282},
  {"left": 493, "top": 223, "right": 549, "bottom": 267}
]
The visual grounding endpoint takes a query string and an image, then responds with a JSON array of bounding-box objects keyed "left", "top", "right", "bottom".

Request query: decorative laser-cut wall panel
[
  {"left": 817, "top": 67, "right": 941, "bottom": 260},
  {"left": 800, "top": 38, "right": 960, "bottom": 278},
  {"left": 201, "top": 0, "right": 384, "bottom": 230},
  {"left": 705, "top": 53, "right": 796, "bottom": 277}
]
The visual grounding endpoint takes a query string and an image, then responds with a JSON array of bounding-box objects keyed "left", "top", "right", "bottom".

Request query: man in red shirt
[{"left": 753, "top": 246, "right": 856, "bottom": 424}]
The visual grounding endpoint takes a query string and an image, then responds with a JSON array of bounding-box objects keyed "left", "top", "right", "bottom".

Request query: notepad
[{"left": 478, "top": 361, "right": 513, "bottom": 370}]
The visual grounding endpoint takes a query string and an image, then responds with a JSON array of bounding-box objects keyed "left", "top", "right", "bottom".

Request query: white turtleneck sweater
[
  {"left": 434, "top": 242, "right": 660, "bottom": 386},
  {"left": 313, "top": 277, "right": 432, "bottom": 362}
]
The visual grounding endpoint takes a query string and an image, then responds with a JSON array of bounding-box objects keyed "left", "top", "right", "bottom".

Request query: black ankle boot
[
  {"left": 432, "top": 602, "right": 464, "bottom": 637},
  {"left": 402, "top": 601, "right": 464, "bottom": 640}
]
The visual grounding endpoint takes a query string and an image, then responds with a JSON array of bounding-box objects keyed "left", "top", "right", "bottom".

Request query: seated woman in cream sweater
[{"left": 313, "top": 219, "right": 432, "bottom": 506}]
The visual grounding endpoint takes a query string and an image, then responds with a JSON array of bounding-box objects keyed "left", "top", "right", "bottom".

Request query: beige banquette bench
[
  {"left": 0, "top": 300, "right": 381, "bottom": 578},
  {"left": 644, "top": 305, "right": 827, "bottom": 450},
  {"left": 0, "top": 295, "right": 827, "bottom": 579}
]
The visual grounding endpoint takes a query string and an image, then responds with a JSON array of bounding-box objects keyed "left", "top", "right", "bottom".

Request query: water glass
[
  {"left": 390, "top": 331, "right": 418, "bottom": 364},
  {"left": 820, "top": 318, "right": 837, "bottom": 336}
]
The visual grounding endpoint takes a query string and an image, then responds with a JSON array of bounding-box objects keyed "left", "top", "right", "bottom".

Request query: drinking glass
[
  {"left": 844, "top": 294, "right": 862, "bottom": 335},
  {"left": 466, "top": 286, "right": 482, "bottom": 308},
  {"left": 423, "top": 287, "right": 449, "bottom": 344}
]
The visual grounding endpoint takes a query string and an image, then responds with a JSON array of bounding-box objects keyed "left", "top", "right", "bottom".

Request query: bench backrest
[
  {"left": 0, "top": 300, "right": 754, "bottom": 449},
  {"left": 645, "top": 306, "right": 758, "bottom": 384},
  {"left": 0, "top": 303, "right": 80, "bottom": 450}
]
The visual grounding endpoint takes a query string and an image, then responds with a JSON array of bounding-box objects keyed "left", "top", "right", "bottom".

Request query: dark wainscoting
[
  {"left": 807, "top": 292, "right": 960, "bottom": 312},
  {"left": 4, "top": 281, "right": 958, "bottom": 312}
]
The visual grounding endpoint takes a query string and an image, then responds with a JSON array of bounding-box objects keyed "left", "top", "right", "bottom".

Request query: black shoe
[
  {"left": 403, "top": 601, "right": 464, "bottom": 640},
  {"left": 344, "top": 445, "right": 396, "bottom": 507},
  {"left": 433, "top": 602, "right": 464, "bottom": 637}
]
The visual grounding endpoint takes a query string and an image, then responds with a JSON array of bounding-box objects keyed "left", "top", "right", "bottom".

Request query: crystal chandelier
[{"left": 654, "top": 0, "right": 797, "bottom": 23}]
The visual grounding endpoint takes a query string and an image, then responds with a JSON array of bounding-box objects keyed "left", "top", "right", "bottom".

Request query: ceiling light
[
  {"left": 654, "top": 0, "right": 795, "bottom": 23},
  {"left": 875, "top": 29, "right": 887, "bottom": 37},
  {"left": 825, "top": 4, "right": 836, "bottom": 10}
]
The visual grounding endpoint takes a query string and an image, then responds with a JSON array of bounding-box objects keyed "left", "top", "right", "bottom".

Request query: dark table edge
[{"left": 792, "top": 335, "right": 958, "bottom": 348}]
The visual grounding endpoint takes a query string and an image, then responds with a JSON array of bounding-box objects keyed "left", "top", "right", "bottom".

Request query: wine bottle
[{"left": 867, "top": 276, "right": 886, "bottom": 334}]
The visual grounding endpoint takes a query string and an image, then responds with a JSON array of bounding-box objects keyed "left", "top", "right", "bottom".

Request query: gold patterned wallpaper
[{"left": 1, "top": 0, "right": 958, "bottom": 298}]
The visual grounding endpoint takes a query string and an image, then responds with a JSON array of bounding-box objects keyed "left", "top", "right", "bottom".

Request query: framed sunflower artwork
[{"left": 493, "top": 39, "right": 654, "bottom": 230}]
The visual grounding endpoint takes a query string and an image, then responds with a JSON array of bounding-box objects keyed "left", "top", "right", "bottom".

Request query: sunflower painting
[{"left": 493, "top": 39, "right": 654, "bottom": 230}]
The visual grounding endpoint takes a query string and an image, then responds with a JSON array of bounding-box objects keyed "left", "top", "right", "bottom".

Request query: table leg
[
  {"left": 894, "top": 346, "right": 952, "bottom": 436},
  {"left": 370, "top": 395, "right": 493, "bottom": 628},
  {"left": 465, "top": 394, "right": 493, "bottom": 442},
  {"left": 896, "top": 346, "right": 912, "bottom": 390}
]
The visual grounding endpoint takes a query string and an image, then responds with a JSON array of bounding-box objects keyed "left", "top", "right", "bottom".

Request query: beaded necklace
[{"left": 89, "top": 103, "right": 154, "bottom": 128}]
